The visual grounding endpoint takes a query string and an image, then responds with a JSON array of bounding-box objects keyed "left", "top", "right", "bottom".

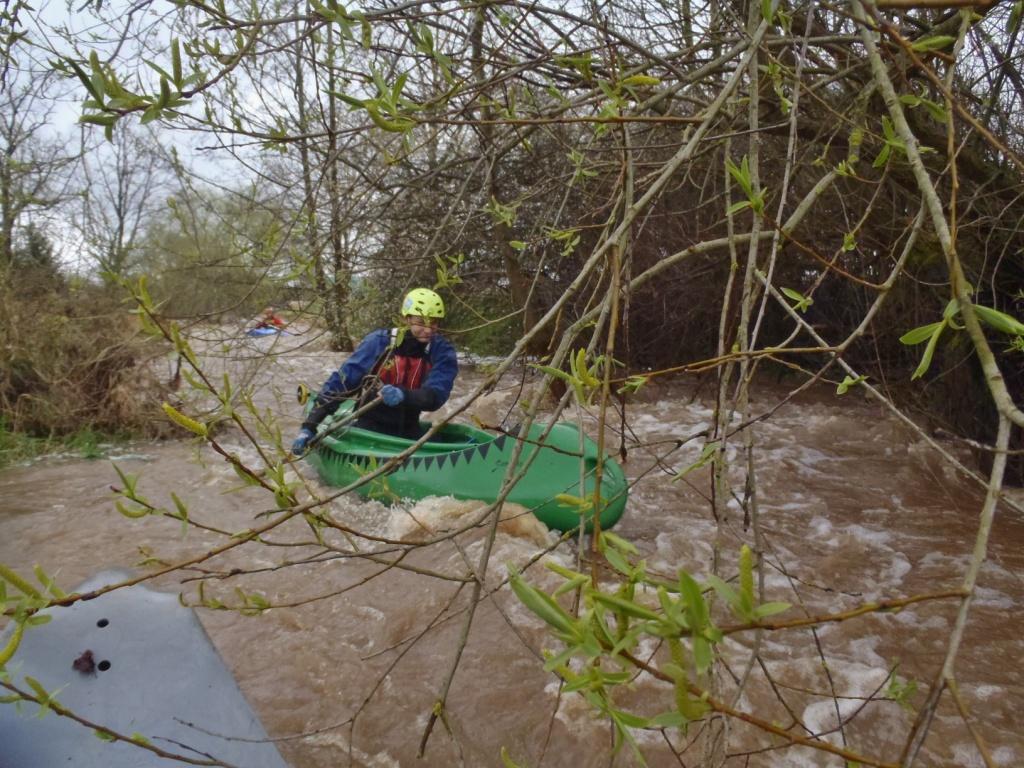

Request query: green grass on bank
[{"left": 0, "top": 421, "right": 110, "bottom": 470}]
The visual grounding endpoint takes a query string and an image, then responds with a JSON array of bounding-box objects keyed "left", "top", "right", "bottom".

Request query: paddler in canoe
[{"left": 290, "top": 287, "right": 458, "bottom": 453}]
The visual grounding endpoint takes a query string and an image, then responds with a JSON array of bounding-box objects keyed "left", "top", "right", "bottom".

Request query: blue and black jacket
[{"left": 302, "top": 328, "right": 458, "bottom": 439}]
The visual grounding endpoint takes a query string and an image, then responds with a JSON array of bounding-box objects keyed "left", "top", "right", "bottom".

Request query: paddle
[{"left": 296, "top": 394, "right": 384, "bottom": 456}]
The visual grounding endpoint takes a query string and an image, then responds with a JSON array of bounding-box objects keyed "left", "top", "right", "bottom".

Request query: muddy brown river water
[{"left": 2, "top": 328, "right": 1022, "bottom": 767}]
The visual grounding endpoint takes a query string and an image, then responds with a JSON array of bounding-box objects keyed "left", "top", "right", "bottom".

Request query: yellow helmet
[{"left": 401, "top": 288, "right": 445, "bottom": 319}]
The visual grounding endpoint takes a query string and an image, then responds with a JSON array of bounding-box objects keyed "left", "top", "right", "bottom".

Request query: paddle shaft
[{"left": 303, "top": 395, "right": 384, "bottom": 453}]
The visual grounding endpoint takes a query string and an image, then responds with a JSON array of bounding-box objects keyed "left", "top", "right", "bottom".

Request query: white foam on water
[
  {"left": 305, "top": 732, "right": 400, "bottom": 768},
  {"left": 992, "top": 746, "right": 1019, "bottom": 766},
  {"left": 893, "top": 609, "right": 948, "bottom": 631},
  {"left": 801, "top": 662, "right": 891, "bottom": 740},
  {"left": 771, "top": 745, "right": 848, "bottom": 768},
  {"left": 880, "top": 551, "right": 913, "bottom": 583},
  {"left": 629, "top": 413, "right": 667, "bottom": 432},
  {"left": 795, "top": 446, "right": 837, "bottom": 466},
  {"left": 864, "top": 505, "right": 896, "bottom": 517},
  {"left": 844, "top": 636, "right": 889, "bottom": 668},
  {"left": 542, "top": 678, "right": 595, "bottom": 725},
  {"left": 951, "top": 741, "right": 992, "bottom": 768},
  {"left": 836, "top": 523, "right": 895, "bottom": 548},
  {"left": 972, "top": 684, "right": 1004, "bottom": 701},
  {"left": 763, "top": 569, "right": 794, "bottom": 594},
  {"left": 765, "top": 497, "right": 816, "bottom": 511},
  {"left": 808, "top": 515, "right": 833, "bottom": 537},
  {"left": 919, "top": 550, "right": 969, "bottom": 570},
  {"left": 354, "top": 604, "right": 386, "bottom": 623},
  {"left": 103, "top": 450, "right": 159, "bottom": 462},
  {"left": 383, "top": 496, "right": 556, "bottom": 554},
  {"left": 979, "top": 558, "right": 1018, "bottom": 582},
  {"left": 972, "top": 586, "right": 1016, "bottom": 610}
]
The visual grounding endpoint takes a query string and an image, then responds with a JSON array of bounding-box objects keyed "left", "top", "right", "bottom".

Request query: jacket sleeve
[
  {"left": 402, "top": 335, "right": 458, "bottom": 411},
  {"left": 303, "top": 330, "right": 388, "bottom": 429}
]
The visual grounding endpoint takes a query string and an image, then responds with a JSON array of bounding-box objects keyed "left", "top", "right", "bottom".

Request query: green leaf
[
  {"left": 974, "top": 305, "right": 1024, "bottom": 336},
  {"left": 704, "top": 574, "right": 740, "bottom": 610},
  {"left": 911, "top": 35, "right": 956, "bottom": 52},
  {"left": 79, "top": 113, "right": 117, "bottom": 127},
  {"left": 66, "top": 58, "right": 103, "bottom": 102},
  {"left": 552, "top": 574, "right": 590, "bottom": 597},
  {"left": 600, "top": 531, "right": 639, "bottom": 555},
  {"left": 674, "top": 440, "right": 719, "bottom": 479},
  {"left": 884, "top": 667, "right": 919, "bottom": 711},
  {"left": 899, "top": 321, "right": 944, "bottom": 346},
  {"left": 677, "top": 691, "right": 711, "bottom": 720},
  {"left": 116, "top": 500, "right": 150, "bottom": 519},
  {"left": 530, "top": 363, "right": 573, "bottom": 384},
  {"left": 725, "top": 155, "right": 753, "bottom": 197},
  {"left": 620, "top": 74, "right": 661, "bottom": 87},
  {"left": 692, "top": 636, "right": 713, "bottom": 674},
  {"left": 0, "top": 621, "right": 25, "bottom": 667},
  {"left": 617, "top": 374, "right": 648, "bottom": 395},
  {"left": 171, "top": 39, "right": 182, "bottom": 86},
  {"left": 143, "top": 59, "right": 173, "bottom": 82},
  {"left": 836, "top": 375, "right": 866, "bottom": 395},
  {"left": 25, "top": 676, "right": 50, "bottom": 702},
  {"left": 542, "top": 643, "right": 579, "bottom": 672},
  {"left": 500, "top": 746, "right": 525, "bottom": 768},
  {"left": 739, "top": 545, "right": 754, "bottom": 608},
  {"left": 171, "top": 492, "right": 189, "bottom": 534},
  {"left": 546, "top": 561, "right": 588, "bottom": 581},
  {"left": 911, "top": 320, "right": 945, "bottom": 380},
  {"left": 0, "top": 564, "right": 42, "bottom": 598},
  {"left": 611, "top": 708, "right": 650, "bottom": 728},
  {"left": 509, "top": 571, "right": 577, "bottom": 637},
  {"left": 753, "top": 601, "right": 791, "bottom": 618},
  {"left": 678, "top": 572, "right": 709, "bottom": 630},
  {"left": 649, "top": 710, "right": 688, "bottom": 728},
  {"left": 603, "top": 547, "right": 633, "bottom": 576},
  {"left": 366, "top": 107, "right": 415, "bottom": 133},
  {"left": 920, "top": 98, "right": 948, "bottom": 123},
  {"left": 33, "top": 565, "right": 65, "bottom": 598},
  {"left": 591, "top": 592, "right": 662, "bottom": 622},
  {"left": 881, "top": 116, "right": 896, "bottom": 141},
  {"left": 157, "top": 76, "right": 171, "bottom": 109},
  {"left": 329, "top": 90, "right": 367, "bottom": 109},
  {"left": 657, "top": 586, "right": 687, "bottom": 629},
  {"left": 139, "top": 104, "right": 163, "bottom": 125},
  {"left": 780, "top": 286, "right": 812, "bottom": 312}
]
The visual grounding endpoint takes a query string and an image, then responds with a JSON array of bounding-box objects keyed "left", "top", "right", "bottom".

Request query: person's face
[{"left": 405, "top": 315, "right": 440, "bottom": 342}]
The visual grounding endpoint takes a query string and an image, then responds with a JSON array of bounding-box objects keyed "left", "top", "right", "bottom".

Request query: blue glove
[
  {"left": 380, "top": 385, "right": 405, "bottom": 407},
  {"left": 291, "top": 428, "right": 315, "bottom": 455}
]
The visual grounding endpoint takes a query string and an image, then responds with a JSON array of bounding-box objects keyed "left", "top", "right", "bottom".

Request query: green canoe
[{"left": 304, "top": 404, "right": 628, "bottom": 532}]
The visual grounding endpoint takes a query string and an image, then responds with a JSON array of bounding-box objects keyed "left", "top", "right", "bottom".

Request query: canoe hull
[
  {"left": 0, "top": 571, "right": 288, "bottom": 767},
  {"left": 306, "top": 413, "right": 627, "bottom": 532}
]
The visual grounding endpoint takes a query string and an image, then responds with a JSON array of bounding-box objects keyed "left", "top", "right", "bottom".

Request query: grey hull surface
[{"left": 0, "top": 571, "right": 289, "bottom": 767}]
